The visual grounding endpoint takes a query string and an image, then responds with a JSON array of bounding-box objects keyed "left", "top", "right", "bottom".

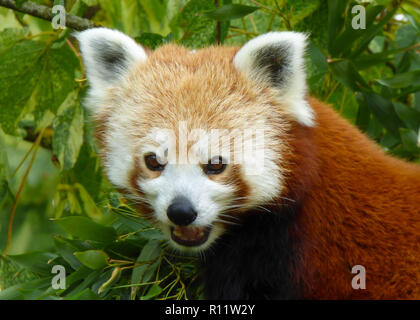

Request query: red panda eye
[
  {"left": 144, "top": 153, "right": 165, "bottom": 171},
  {"left": 203, "top": 156, "right": 226, "bottom": 175}
]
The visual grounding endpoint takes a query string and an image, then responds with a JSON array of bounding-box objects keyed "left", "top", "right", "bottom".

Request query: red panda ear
[
  {"left": 234, "top": 32, "right": 315, "bottom": 127},
  {"left": 76, "top": 28, "right": 147, "bottom": 108}
]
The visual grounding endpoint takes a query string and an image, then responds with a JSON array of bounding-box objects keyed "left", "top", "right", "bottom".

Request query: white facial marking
[
  {"left": 138, "top": 164, "right": 234, "bottom": 250},
  {"left": 104, "top": 125, "right": 134, "bottom": 190}
]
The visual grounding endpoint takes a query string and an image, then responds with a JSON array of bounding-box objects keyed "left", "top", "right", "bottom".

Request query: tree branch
[
  {"left": 0, "top": 0, "right": 96, "bottom": 31},
  {"left": 214, "top": 0, "right": 221, "bottom": 44}
]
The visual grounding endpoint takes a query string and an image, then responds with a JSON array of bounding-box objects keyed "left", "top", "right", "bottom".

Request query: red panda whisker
[
  {"left": 278, "top": 196, "right": 296, "bottom": 203},
  {"left": 255, "top": 206, "right": 274, "bottom": 214},
  {"left": 216, "top": 216, "right": 241, "bottom": 224},
  {"left": 218, "top": 213, "right": 241, "bottom": 220},
  {"left": 213, "top": 218, "right": 241, "bottom": 227}
]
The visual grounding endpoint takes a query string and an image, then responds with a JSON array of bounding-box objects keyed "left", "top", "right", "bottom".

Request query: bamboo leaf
[
  {"left": 52, "top": 91, "right": 84, "bottom": 171},
  {"left": 74, "top": 250, "right": 108, "bottom": 270},
  {"left": 203, "top": 4, "right": 259, "bottom": 21},
  {"left": 376, "top": 70, "right": 420, "bottom": 89},
  {"left": 54, "top": 216, "right": 117, "bottom": 243}
]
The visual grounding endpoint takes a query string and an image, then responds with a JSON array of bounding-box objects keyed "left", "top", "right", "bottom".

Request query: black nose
[{"left": 167, "top": 196, "right": 197, "bottom": 226}]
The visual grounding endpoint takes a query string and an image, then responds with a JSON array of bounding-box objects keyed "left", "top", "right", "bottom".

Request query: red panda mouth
[{"left": 170, "top": 225, "right": 211, "bottom": 247}]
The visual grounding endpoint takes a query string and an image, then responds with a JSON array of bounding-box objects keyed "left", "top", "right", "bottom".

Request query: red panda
[{"left": 76, "top": 28, "right": 420, "bottom": 299}]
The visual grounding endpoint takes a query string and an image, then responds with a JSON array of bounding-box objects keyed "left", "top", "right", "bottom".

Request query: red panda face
[{"left": 77, "top": 28, "right": 314, "bottom": 251}]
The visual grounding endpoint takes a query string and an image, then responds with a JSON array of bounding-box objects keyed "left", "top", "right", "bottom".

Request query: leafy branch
[{"left": 0, "top": 0, "right": 96, "bottom": 31}]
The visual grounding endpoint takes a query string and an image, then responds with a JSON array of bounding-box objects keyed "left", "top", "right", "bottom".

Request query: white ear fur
[
  {"left": 76, "top": 28, "right": 147, "bottom": 110},
  {"left": 234, "top": 32, "right": 315, "bottom": 127}
]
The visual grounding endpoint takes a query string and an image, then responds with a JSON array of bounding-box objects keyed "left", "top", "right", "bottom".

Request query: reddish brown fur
[{"left": 282, "top": 97, "right": 420, "bottom": 299}]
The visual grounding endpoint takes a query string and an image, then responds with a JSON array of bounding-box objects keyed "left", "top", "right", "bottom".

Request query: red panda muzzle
[{"left": 171, "top": 225, "right": 211, "bottom": 247}]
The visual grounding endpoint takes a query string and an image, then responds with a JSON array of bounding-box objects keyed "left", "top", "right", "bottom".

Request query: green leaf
[
  {"left": 116, "top": 214, "right": 165, "bottom": 241},
  {"left": 138, "top": 0, "right": 169, "bottom": 34},
  {"left": 395, "top": 24, "right": 418, "bottom": 50},
  {"left": 361, "top": 92, "right": 402, "bottom": 139},
  {"left": 402, "top": 7, "right": 420, "bottom": 33},
  {"left": 67, "top": 188, "right": 82, "bottom": 214},
  {"left": 116, "top": 214, "right": 151, "bottom": 231},
  {"left": 355, "top": 92, "right": 371, "bottom": 132},
  {"left": 367, "top": 115, "right": 384, "bottom": 140},
  {"left": 82, "top": 0, "right": 98, "bottom": 6},
  {"left": 52, "top": 91, "right": 84, "bottom": 171},
  {"left": 74, "top": 183, "right": 103, "bottom": 221},
  {"left": 32, "top": 42, "right": 80, "bottom": 124},
  {"left": 350, "top": 7, "right": 397, "bottom": 58},
  {"left": 54, "top": 216, "right": 117, "bottom": 242},
  {"left": 376, "top": 70, "right": 420, "bottom": 89},
  {"left": 0, "top": 35, "right": 79, "bottom": 135},
  {"left": 397, "top": 85, "right": 420, "bottom": 97},
  {"left": 74, "top": 250, "right": 108, "bottom": 270},
  {"left": 7, "top": 252, "right": 57, "bottom": 275},
  {"left": 306, "top": 41, "right": 328, "bottom": 91},
  {"left": 287, "top": 0, "right": 321, "bottom": 28},
  {"left": 380, "top": 131, "right": 400, "bottom": 149},
  {"left": 66, "top": 288, "right": 101, "bottom": 300},
  {"left": 0, "top": 126, "right": 11, "bottom": 205},
  {"left": 63, "top": 269, "right": 103, "bottom": 298},
  {"left": 329, "top": 60, "right": 370, "bottom": 92},
  {"left": 354, "top": 45, "right": 417, "bottom": 70},
  {"left": 203, "top": 4, "right": 258, "bottom": 21},
  {"left": 0, "top": 284, "right": 24, "bottom": 300},
  {"left": 0, "top": 39, "right": 44, "bottom": 135},
  {"left": 61, "top": 265, "right": 92, "bottom": 288},
  {"left": 14, "top": 0, "right": 26, "bottom": 8},
  {"left": 140, "top": 284, "right": 163, "bottom": 300},
  {"left": 0, "top": 176, "right": 8, "bottom": 206},
  {"left": 96, "top": 267, "right": 121, "bottom": 295},
  {"left": 0, "top": 278, "right": 52, "bottom": 300},
  {"left": 72, "top": 143, "right": 102, "bottom": 200},
  {"left": 54, "top": 236, "right": 83, "bottom": 270},
  {"left": 0, "top": 28, "right": 27, "bottom": 48},
  {"left": 400, "top": 128, "right": 420, "bottom": 154},
  {"left": 98, "top": 0, "right": 165, "bottom": 36},
  {"left": 393, "top": 102, "right": 420, "bottom": 132},
  {"left": 296, "top": 0, "right": 328, "bottom": 50},
  {"left": 414, "top": 92, "right": 420, "bottom": 113},
  {"left": 130, "top": 240, "right": 161, "bottom": 299},
  {"left": 135, "top": 32, "right": 164, "bottom": 50},
  {"left": 332, "top": 5, "right": 384, "bottom": 57},
  {"left": 170, "top": 0, "right": 226, "bottom": 47},
  {"left": 327, "top": 84, "right": 358, "bottom": 122},
  {"left": 327, "top": 0, "right": 348, "bottom": 53}
]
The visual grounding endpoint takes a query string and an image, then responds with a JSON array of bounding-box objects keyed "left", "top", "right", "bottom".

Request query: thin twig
[
  {"left": 214, "top": 0, "right": 221, "bottom": 44},
  {"left": 11, "top": 141, "right": 35, "bottom": 177},
  {"left": 0, "top": 0, "right": 96, "bottom": 31},
  {"left": 2, "top": 128, "right": 45, "bottom": 257}
]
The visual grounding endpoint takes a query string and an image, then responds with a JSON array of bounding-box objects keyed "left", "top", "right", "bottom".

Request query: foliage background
[{"left": 0, "top": 0, "right": 419, "bottom": 300}]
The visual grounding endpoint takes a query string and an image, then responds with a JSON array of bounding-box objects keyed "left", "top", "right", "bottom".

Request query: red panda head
[{"left": 77, "top": 28, "right": 314, "bottom": 251}]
